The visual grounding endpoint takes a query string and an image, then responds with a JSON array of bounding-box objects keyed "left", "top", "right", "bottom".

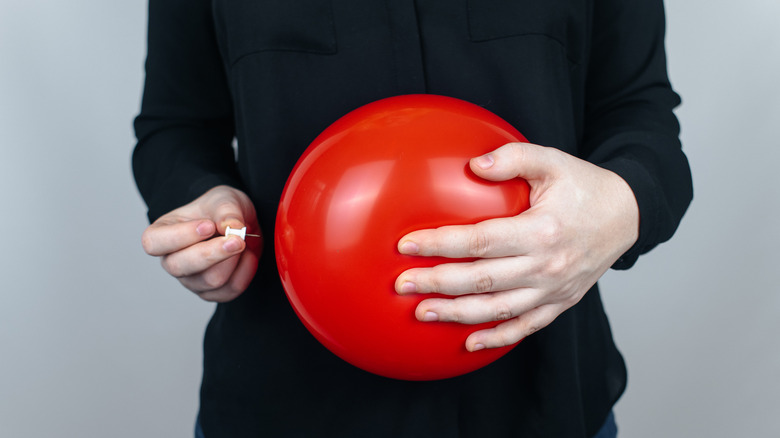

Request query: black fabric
[{"left": 133, "top": 0, "right": 692, "bottom": 436}]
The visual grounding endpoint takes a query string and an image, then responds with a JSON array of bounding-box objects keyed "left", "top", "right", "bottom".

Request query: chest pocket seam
[
  {"left": 218, "top": 0, "right": 338, "bottom": 68},
  {"left": 466, "top": 1, "right": 584, "bottom": 66}
]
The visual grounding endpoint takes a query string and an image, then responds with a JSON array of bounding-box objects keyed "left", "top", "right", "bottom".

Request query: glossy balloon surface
[{"left": 275, "top": 95, "right": 531, "bottom": 380}]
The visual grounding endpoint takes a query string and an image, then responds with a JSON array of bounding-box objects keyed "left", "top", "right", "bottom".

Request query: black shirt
[{"left": 133, "top": 0, "right": 692, "bottom": 436}]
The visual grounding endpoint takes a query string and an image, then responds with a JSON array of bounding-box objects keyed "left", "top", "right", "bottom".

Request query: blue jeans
[
  {"left": 195, "top": 411, "right": 617, "bottom": 437},
  {"left": 593, "top": 411, "right": 618, "bottom": 438}
]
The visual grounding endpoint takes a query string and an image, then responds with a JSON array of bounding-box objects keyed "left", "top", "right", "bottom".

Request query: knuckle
[
  {"left": 161, "top": 256, "right": 185, "bottom": 278},
  {"left": 199, "top": 244, "right": 221, "bottom": 264},
  {"left": 473, "top": 271, "right": 495, "bottom": 293},
  {"left": 535, "top": 215, "right": 563, "bottom": 247},
  {"left": 493, "top": 301, "right": 513, "bottom": 322},
  {"left": 522, "top": 318, "right": 544, "bottom": 337},
  {"left": 430, "top": 277, "right": 443, "bottom": 294},
  {"left": 433, "top": 299, "right": 462, "bottom": 323},
  {"left": 201, "top": 269, "right": 230, "bottom": 290},
  {"left": 524, "top": 324, "right": 541, "bottom": 338},
  {"left": 214, "top": 199, "right": 243, "bottom": 220},
  {"left": 545, "top": 255, "right": 568, "bottom": 277},
  {"left": 141, "top": 230, "right": 156, "bottom": 255},
  {"left": 467, "top": 228, "right": 491, "bottom": 257},
  {"left": 447, "top": 308, "right": 463, "bottom": 323},
  {"left": 427, "top": 267, "right": 446, "bottom": 293}
]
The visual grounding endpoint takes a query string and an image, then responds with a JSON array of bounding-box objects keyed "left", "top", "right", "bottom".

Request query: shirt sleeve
[
  {"left": 132, "top": 0, "right": 241, "bottom": 223},
  {"left": 582, "top": 0, "right": 693, "bottom": 269}
]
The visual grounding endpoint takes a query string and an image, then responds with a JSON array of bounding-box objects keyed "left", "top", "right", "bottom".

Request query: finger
[
  {"left": 195, "top": 246, "right": 260, "bottom": 303},
  {"left": 160, "top": 235, "right": 245, "bottom": 278},
  {"left": 142, "top": 220, "right": 216, "bottom": 256},
  {"left": 413, "top": 288, "right": 545, "bottom": 325},
  {"left": 179, "top": 254, "right": 241, "bottom": 294},
  {"left": 184, "top": 244, "right": 260, "bottom": 302},
  {"left": 201, "top": 192, "right": 252, "bottom": 234},
  {"left": 398, "top": 214, "right": 541, "bottom": 259},
  {"left": 396, "top": 256, "right": 532, "bottom": 296},
  {"left": 469, "top": 142, "right": 563, "bottom": 183},
  {"left": 464, "top": 304, "right": 562, "bottom": 352}
]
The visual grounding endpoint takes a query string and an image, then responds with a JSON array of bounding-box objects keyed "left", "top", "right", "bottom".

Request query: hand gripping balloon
[{"left": 275, "top": 95, "right": 531, "bottom": 380}]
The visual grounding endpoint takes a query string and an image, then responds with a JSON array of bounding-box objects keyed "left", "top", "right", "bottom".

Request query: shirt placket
[{"left": 384, "top": 0, "right": 427, "bottom": 94}]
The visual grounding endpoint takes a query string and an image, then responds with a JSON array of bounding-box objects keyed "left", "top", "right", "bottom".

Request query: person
[{"left": 133, "top": 0, "right": 692, "bottom": 436}]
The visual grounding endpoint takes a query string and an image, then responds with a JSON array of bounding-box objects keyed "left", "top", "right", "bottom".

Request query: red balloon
[{"left": 275, "top": 95, "right": 531, "bottom": 380}]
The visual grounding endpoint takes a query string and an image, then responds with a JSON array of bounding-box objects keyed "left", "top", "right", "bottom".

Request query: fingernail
[
  {"left": 471, "top": 343, "right": 486, "bottom": 352},
  {"left": 399, "top": 241, "right": 419, "bottom": 254},
  {"left": 422, "top": 311, "right": 438, "bottom": 322},
  {"left": 222, "top": 217, "right": 243, "bottom": 231},
  {"left": 473, "top": 154, "right": 494, "bottom": 169},
  {"left": 196, "top": 221, "right": 214, "bottom": 236},
  {"left": 400, "top": 281, "right": 417, "bottom": 294},
  {"left": 223, "top": 236, "right": 242, "bottom": 252}
]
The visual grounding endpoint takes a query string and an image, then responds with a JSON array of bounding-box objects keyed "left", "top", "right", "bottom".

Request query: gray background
[{"left": 1, "top": 1, "right": 777, "bottom": 436}]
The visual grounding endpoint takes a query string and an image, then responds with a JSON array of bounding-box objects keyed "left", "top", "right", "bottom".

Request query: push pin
[{"left": 225, "top": 226, "right": 261, "bottom": 241}]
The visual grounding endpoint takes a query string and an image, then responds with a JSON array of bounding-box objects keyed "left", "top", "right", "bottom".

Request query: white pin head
[{"left": 225, "top": 226, "right": 247, "bottom": 240}]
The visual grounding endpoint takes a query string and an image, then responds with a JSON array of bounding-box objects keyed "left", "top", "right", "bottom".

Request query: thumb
[
  {"left": 215, "top": 202, "right": 249, "bottom": 236},
  {"left": 200, "top": 188, "right": 251, "bottom": 235},
  {"left": 470, "top": 142, "right": 559, "bottom": 183}
]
